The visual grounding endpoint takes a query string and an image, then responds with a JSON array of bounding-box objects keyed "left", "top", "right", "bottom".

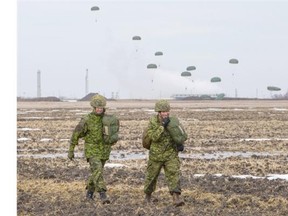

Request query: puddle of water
[
  {"left": 194, "top": 173, "right": 288, "bottom": 181},
  {"left": 16, "top": 151, "right": 148, "bottom": 160},
  {"left": 180, "top": 151, "right": 282, "bottom": 160},
  {"left": 19, "top": 116, "right": 72, "bottom": 120},
  {"left": 17, "top": 150, "right": 285, "bottom": 160},
  {"left": 16, "top": 150, "right": 288, "bottom": 181},
  {"left": 240, "top": 138, "right": 288, "bottom": 141},
  {"left": 17, "top": 148, "right": 67, "bottom": 152},
  {"left": 110, "top": 151, "right": 147, "bottom": 160},
  {"left": 272, "top": 108, "right": 288, "bottom": 111},
  {"left": 26, "top": 110, "right": 44, "bottom": 113}
]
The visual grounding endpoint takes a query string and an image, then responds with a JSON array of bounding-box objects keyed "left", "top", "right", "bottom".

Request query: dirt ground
[{"left": 17, "top": 100, "right": 288, "bottom": 215}]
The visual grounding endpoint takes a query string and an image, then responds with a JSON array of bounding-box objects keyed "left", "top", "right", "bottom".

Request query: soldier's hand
[
  {"left": 177, "top": 143, "right": 184, "bottom": 152},
  {"left": 162, "top": 117, "right": 170, "bottom": 128},
  {"left": 68, "top": 151, "right": 75, "bottom": 160}
]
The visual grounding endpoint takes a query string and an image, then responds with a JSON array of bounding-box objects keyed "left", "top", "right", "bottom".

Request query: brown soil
[{"left": 17, "top": 100, "right": 288, "bottom": 215}]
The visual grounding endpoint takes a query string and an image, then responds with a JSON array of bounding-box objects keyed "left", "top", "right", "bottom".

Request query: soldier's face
[
  {"left": 95, "top": 107, "right": 104, "bottom": 114},
  {"left": 159, "top": 111, "right": 169, "bottom": 119}
]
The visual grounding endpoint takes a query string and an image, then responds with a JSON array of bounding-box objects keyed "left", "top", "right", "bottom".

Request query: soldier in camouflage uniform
[
  {"left": 68, "top": 94, "right": 119, "bottom": 204},
  {"left": 144, "top": 100, "right": 187, "bottom": 207}
]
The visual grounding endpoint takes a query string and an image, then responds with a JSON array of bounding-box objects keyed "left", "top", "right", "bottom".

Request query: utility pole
[
  {"left": 37, "top": 70, "right": 41, "bottom": 98},
  {"left": 85, "top": 68, "right": 89, "bottom": 95}
]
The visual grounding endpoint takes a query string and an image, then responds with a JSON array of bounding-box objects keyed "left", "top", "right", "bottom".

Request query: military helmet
[
  {"left": 90, "top": 94, "right": 106, "bottom": 108},
  {"left": 155, "top": 100, "right": 170, "bottom": 112}
]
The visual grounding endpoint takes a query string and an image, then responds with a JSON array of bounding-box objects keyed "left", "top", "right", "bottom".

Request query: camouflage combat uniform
[
  {"left": 143, "top": 99, "right": 187, "bottom": 206},
  {"left": 69, "top": 112, "right": 111, "bottom": 193},
  {"left": 68, "top": 94, "right": 119, "bottom": 203},
  {"left": 144, "top": 115, "right": 182, "bottom": 195}
]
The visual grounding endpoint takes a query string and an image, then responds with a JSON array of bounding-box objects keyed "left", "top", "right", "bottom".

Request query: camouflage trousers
[
  {"left": 86, "top": 157, "right": 107, "bottom": 193},
  {"left": 144, "top": 156, "right": 181, "bottom": 195}
]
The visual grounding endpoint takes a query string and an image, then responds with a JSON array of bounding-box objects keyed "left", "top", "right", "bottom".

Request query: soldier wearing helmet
[
  {"left": 68, "top": 94, "right": 119, "bottom": 204},
  {"left": 143, "top": 99, "right": 187, "bottom": 207}
]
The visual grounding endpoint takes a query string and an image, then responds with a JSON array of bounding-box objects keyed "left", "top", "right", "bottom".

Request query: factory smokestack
[
  {"left": 37, "top": 70, "right": 41, "bottom": 97},
  {"left": 85, "top": 69, "right": 89, "bottom": 95}
]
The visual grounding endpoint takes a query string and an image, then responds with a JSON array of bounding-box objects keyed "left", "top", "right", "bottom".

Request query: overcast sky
[{"left": 17, "top": 0, "right": 288, "bottom": 99}]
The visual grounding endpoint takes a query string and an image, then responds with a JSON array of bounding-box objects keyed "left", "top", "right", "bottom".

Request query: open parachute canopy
[
  {"left": 91, "top": 6, "right": 100, "bottom": 11},
  {"left": 132, "top": 36, "right": 141, "bottom": 40},
  {"left": 229, "top": 58, "right": 239, "bottom": 64},
  {"left": 186, "top": 66, "right": 196, "bottom": 71},
  {"left": 267, "top": 86, "right": 281, "bottom": 91},
  {"left": 147, "top": 64, "right": 157, "bottom": 69},
  {"left": 181, "top": 71, "right": 191, "bottom": 77},
  {"left": 155, "top": 51, "right": 163, "bottom": 56},
  {"left": 210, "top": 77, "right": 221, "bottom": 83}
]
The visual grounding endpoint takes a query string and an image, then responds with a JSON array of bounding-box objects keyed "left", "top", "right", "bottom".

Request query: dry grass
[{"left": 17, "top": 100, "right": 288, "bottom": 215}]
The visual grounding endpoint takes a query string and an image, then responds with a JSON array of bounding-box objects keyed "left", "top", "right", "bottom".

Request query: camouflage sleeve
[
  {"left": 147, "top": 116, "right": 164, "bottom": 142},
  {"left": 69, "top": 117, "right": 87, "bottom": 151}
]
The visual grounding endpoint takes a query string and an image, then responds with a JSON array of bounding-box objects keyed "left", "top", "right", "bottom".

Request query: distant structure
[
  {"left": 37, "top": 70, "right": 41, "bottom": 98},
  {"left": 111, "top": 92, "right": 119, "bottom": 99},
  {"left": 85, "top": 69, "right": 89, "bottom": 95}
]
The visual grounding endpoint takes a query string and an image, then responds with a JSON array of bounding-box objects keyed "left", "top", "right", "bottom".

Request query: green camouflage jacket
[
  {"left": 69, "top": 112, "right": 112, "bottom": 160},
  {"left": 147, "top": 115, "right": 179, "bottom": 161}
]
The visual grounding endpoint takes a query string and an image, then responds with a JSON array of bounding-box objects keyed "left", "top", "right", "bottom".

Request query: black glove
[
  {"left": 162, "top": 117, "right": 170, "bottom": 128},
  {"left": 177, "top": 143, "right": 184, "bottom": 152}
]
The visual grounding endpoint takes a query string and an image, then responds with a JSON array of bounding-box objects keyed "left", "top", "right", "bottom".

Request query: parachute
[
  {"left": 229, "top": 58, "right": 239, "bottom": 64},
  {"left": 132, "top": 36, "right": 142, "bottom": 52},
  {"left": 155, "top": 51, "right": 163, "bottom": 56},
  {"left": 91, "top": 6, "right": 100, "bottom": 22},
  {"left": 132, "top": 36, "right": 141, "bottom": 40},
  {"left": 147, "top": 64, "right": 157, "bottom": 69},
  {"left": 186, "top": 66, "right": 196, "bottom": 71},
  {"left": 154, "top": 51, "right": 163, "bottom": 68},
  {"left": 147, "top": 64, "right": 157, "bottom": 86},
  {"left": 91, "top": 6, "right": 99, "bottom": 11},
  {"left": 267, "top": 86, "right": 281, "bottom": 91},
  {"left": 210, "top": 77, "right": 221, "bottom": 83},
  {"left": 181, "top": 71, "right": 191, "bottom": 77},
  {"left": 181, "top": 71, "right": 193, "bottom": 91}
]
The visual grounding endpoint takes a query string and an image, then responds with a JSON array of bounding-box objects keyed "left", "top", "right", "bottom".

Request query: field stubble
[{"left": 17, "top": 100, "right": 288, "bottom": 215}]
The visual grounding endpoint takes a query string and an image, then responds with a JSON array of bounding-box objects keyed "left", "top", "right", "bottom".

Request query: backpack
[
  {"left": 166, "top": 116, "right": 187, "bottom": 145},
  {"left": 102, "top": 114, "right": 119, "bottom": 145},
  {"left": 142, "top": 127, "right": 152, "bottom": 150}
]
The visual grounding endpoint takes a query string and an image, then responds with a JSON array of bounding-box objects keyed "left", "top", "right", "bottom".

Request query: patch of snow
[
  {"left": 18, "top": 128, "right": 40, "bottom": 131},
  {"left": 40, "top": 138, "right": 53, "bottom": 142},
  {"left": 17, "top": 138, "right": 32, "bottom": 142},
  {"left": 105, "top": 163, "right": 126, "bottom": 168}
]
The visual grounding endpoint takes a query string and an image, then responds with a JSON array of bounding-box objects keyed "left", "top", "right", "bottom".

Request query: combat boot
[
  {"left": 172, "top": 193, "right": 185, "bottom": 207},
  {"left": 145, "top": 193, "right": 151, "bottom": 203},
  {"left": 145, "top": 193, "right": 158, "bottom": 204},
  {"left": 86, "top": 190, "right": 94, "bottom": 200},
  {"left": 99, "top": 191, "right": 110, "bottom": 204}
]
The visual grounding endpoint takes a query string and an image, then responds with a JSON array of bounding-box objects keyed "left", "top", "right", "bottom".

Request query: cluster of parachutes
[{"left": 91, "top": 6, "right": 282, "bottom": 96}]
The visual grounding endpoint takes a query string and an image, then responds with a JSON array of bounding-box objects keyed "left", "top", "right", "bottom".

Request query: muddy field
[{"left": 17, "top": 100, "right": 288, "bottom": 215}]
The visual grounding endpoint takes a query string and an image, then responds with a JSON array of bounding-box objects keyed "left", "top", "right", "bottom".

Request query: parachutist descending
[{"left": 91, "top": 6, "right": 99, "bottom": 22}]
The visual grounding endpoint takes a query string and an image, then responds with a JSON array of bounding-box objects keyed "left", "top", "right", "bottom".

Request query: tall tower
[
  {"left": 85, "top": 69, "right": 89, "bottom": 95},
  {"left": 37, "top": 70, "right": 41, "bottom": 98}
]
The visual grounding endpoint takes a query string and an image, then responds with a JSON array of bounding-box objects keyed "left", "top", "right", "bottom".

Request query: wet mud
[{"left": 17, "top": 100, "right": 288, "bottom": 215}]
